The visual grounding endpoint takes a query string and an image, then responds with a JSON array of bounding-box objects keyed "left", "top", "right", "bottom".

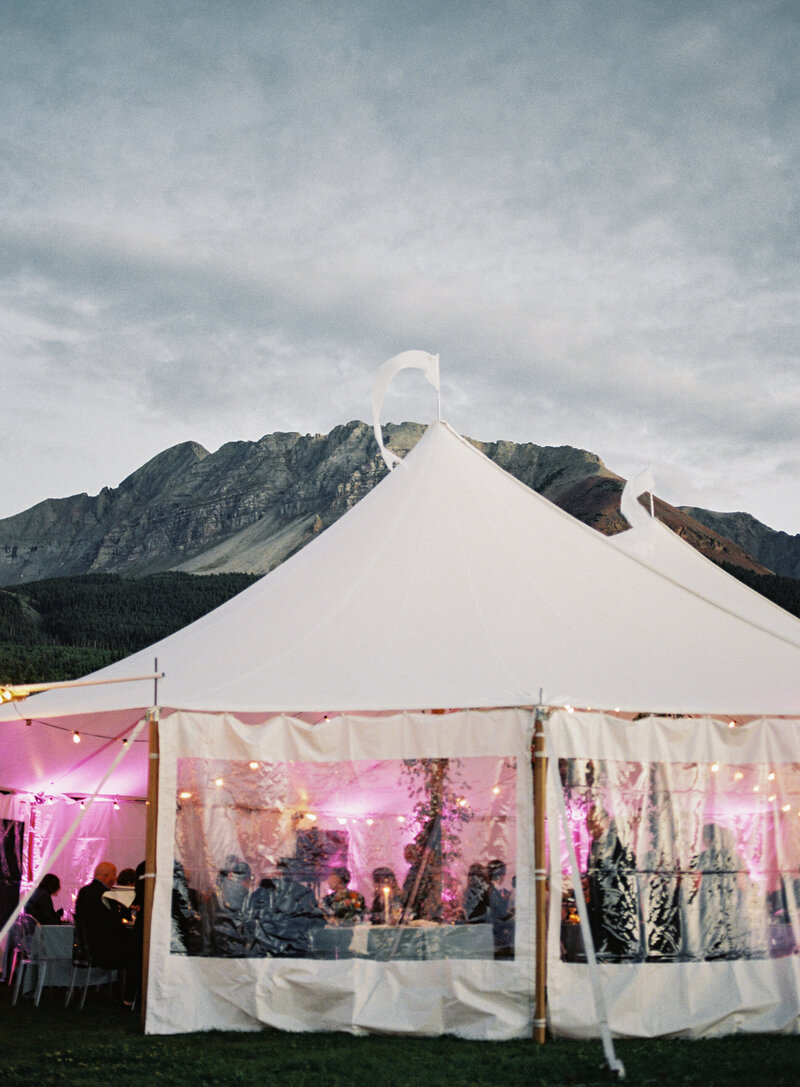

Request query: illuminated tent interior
[{"left": 2, "top": 364, "right": 800, "bottom": 1040}]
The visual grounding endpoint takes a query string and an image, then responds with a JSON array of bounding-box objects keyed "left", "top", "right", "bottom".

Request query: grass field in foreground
[{"left": 1, "top": 987, "right": 798, "bottom": 1087}]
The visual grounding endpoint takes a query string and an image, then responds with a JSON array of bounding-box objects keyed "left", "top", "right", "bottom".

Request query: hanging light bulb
[
  {"left": 113, "top": 798, "right": 120, "bottom": 810},
  {"left": 72, "top": 731, "right": 81, "bottom": 744}
]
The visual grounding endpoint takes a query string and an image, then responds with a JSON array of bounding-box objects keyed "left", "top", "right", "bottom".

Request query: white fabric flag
[
  {"left": 371, "top": 350, "right": 440, "bottom": 470},
  {"left": 620, "top": 465, "right": 655, "bottom": 531}
]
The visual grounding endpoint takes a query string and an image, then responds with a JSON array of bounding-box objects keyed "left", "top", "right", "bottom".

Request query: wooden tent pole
[
  {"left": 140, "top": 706, "right": 160, "bottom": 1030},
  {"left": 533, "top": 706, "right": 548, "bottom": 1043}
]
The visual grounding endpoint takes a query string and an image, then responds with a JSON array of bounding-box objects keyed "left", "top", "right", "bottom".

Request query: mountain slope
[{"left": 680, "top": 508, "right": 800, "bottom": 579}]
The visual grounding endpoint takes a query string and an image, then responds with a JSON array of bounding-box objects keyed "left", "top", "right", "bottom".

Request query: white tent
[{"left": 2, "top": 371, "right": 800, "bottom": 1042}]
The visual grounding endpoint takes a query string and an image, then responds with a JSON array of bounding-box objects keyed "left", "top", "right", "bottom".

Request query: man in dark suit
[{"left": 75, "top": 861, "right": 138, "bottom": 1002}]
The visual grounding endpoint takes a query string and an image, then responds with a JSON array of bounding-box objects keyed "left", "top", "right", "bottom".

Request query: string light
[
  {"left": 113, "top": 798, "right": 120, "bottom": 810},
  {"left": 179, "top": 791, "right": 192, "bottom": 800},
  {"left": 710, "top": 763, "right": 719, "bottom": 773},
  {"left": 248, "top": 761, "right": 259, "bottom": 770},
  {"left": 72, "top": 731, "right": 81, "bottom": 744}
]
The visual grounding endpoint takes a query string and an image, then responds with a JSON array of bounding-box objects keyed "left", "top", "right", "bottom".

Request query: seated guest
[
  {"left": 171, "top": 860, "right": 200, "bottom": 954},
  {"left": 369, "top": 867, "right": 403, "bottom": 925},
  {"left": 102, "top": 867, "right": 138, "bottom": 919},
  {"left": 25, "top": 873, "right": 64, "bottom": 925},
  {"left": 487, "top": 858, "right": 515, "bottom": 959},
  {"left": 249, "top": 860, "right": 324, "bottom": 957},
  {"left": 401, "top": 841, "right": 440, "bottom": 921},
  {"left": 207, "top": 857, "right": 252, "bottom": 957},
  {"left": 463, "top": 863, "right": 490, "bottom": 924},
  {"left": 75, "top": 861, "right": 139, "bottom": 1002},
  {"left": 321, "top": 866, "right": 365, "bottom": 924}
]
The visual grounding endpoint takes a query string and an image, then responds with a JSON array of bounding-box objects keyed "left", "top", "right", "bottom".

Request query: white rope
[{"left": 545, "top": 726, "right": 626, "bottom": 1079}]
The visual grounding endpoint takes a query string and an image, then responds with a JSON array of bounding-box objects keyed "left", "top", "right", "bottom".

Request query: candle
[{"left": 383, "top": 885, "right": 390, "bottom": 925}]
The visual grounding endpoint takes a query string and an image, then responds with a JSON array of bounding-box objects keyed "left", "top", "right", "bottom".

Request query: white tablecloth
[
  {"left": 22, "top": 924, "right": 74, "bottom": 995},
  {"left": 311, "top": 922, "right": 495, "bottom": 960}
]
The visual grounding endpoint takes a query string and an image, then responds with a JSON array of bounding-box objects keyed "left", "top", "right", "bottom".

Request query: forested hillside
[
  {"left": 0, "top": 572, "right": 259, "bottom": 684},
  {"left": 3, "top": 563, "right": 800, "bottom": 689},
  {"left": 719, "top": 564, "right": 800, "bottom": 623}
]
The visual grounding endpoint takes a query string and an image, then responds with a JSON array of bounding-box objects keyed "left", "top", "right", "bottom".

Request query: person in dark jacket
[
  {"left": 75, "top": 861, "right": 139, "bottom": 1002},
  {"left": 463, "top": 863, "right": 490, "bottom": 925},
  {"left": 207, "top": 857, "right": 252, "bottom": 957},
  {"left": 248, "top": 859, "right": 324, "bottom": 957},
  {"left": 487, "top": 859, "right": 515, "bottom": 959},
  {"left": 25, "top": 873, "right": 64, "bottom": 925}
]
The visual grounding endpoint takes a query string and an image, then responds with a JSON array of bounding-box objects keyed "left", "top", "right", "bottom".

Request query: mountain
[
  {"left": 0, "top": 420, "right": 770, "bottom": 587},
  {"left": 679, "top": 508, "right": 800, "bottom": 580}
]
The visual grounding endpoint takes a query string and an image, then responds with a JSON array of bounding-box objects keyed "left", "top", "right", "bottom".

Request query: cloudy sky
[{"left": 2, "top": 0, "right": 799, "bottom": 534}]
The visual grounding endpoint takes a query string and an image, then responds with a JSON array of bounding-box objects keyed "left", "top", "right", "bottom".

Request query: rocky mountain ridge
[
  {"left": 0, "top": 421, "right": 779, "bottom": 586},
  {"left": 679, "top": 508, "right": 800, "bottom": 580}
]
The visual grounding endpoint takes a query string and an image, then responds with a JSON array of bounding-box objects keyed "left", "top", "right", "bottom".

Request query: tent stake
[
  {"left": 140, "top": 706, "right": 160, "bottom": 1030},
  {"left": 533, "top": 704, "right": 548, "bottom": 1043}
]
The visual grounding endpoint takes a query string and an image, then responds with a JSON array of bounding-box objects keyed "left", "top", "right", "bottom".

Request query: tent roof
[
  {"left": 2, "top": 420, "right": 800, "bottom": 797},
  {"left": 610, "top": 473, "right": 800, "bottom": 648}
]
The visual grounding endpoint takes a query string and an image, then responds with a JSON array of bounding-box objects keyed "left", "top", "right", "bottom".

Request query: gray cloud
[{"left": 1, "top": 0, "right": 799, "bottom": 534}]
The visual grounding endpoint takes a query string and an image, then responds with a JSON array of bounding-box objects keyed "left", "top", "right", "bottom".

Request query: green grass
[{"left": 1, "top": 987, "right": 799, "bottom": 1087}]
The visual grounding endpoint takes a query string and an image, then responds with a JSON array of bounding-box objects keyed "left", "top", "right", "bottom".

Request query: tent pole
[
  {"left": 140, "top": 706, "right": 160, "bottom": 1030},
  {"left": 533, "top": 705, "right": 548, "bottom": 1044}
]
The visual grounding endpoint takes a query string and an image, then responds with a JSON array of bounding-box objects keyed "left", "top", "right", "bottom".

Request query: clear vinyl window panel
[
  {"left": 171, "top": 754, "right": 517, "bottom": 962},
  {"left": 558, "top": 757, "right": 800, "bottom": 963}
]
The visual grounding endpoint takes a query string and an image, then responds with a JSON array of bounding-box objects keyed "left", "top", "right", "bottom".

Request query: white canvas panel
[
  {"left": 546, "top": 710, "right": 800, "bottom": 1037},
  {"left": 145, "top": 709, "right": 535, "bottom": 1038}
]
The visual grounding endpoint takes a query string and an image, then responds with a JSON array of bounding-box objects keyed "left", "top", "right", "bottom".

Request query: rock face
[
  {"left": 0, "top": 420, "right": 769, "bottom": 586},
  {"left": 680, "top": 508, "right": 800, "bottom": 579}
]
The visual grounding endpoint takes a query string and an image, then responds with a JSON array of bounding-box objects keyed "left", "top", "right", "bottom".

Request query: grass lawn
[{"left": 1, "top": 986, "right": 799, "bottom": 1087}]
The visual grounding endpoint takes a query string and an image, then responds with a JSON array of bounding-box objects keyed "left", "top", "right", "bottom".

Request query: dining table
[
  {"left": 311, "top": 921, "right": 495, "bottom": 961},
  {"left": 21, "top": 923, "right": 75, "bottom": 997}
]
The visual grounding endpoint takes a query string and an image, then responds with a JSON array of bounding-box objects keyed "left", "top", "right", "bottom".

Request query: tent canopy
[
  {"left": 611, "top": 468, "right": 800, "bottom": 647},
  {"left": 3, "top": 419, "right": 800, "bottom": 798}
]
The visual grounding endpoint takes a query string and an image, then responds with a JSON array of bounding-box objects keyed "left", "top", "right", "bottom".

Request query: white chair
[{"left": 10, "top": 914, "right": 44, "bottom": 1006}]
